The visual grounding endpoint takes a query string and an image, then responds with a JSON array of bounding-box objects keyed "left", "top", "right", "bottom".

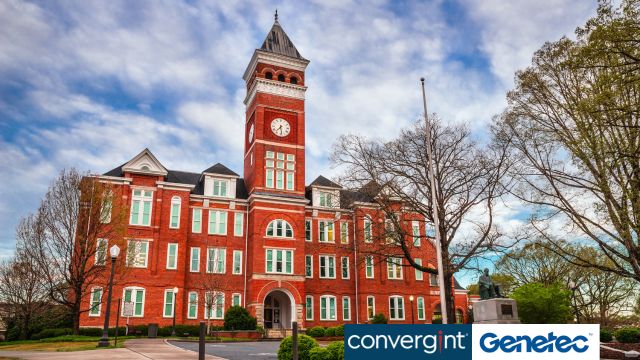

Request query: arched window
[
  {"left": 265, "top": 72, "right": 273, "bottom": 80},
  {"left": 290, "top": 76, "right": 298, "bottom": 85},
  {"left": 432, "top": 303, "right": 442, "bottom": 324},
  {"left": 277, "top": 74, "right": 285, "bottom": 82},
  {"left": 169, "top": 196, "right": 181, "bottom": 229},
  {"left": 266, "top": 219, "right": 294, "bottom": 238}
]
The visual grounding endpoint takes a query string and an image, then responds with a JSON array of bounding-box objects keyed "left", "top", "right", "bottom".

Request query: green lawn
[{"left": 0, "top": 335, "right": 134, "bottom": 352}]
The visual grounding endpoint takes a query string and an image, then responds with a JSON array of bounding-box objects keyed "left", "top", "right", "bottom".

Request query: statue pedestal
[{"left": 473, "top": 298, "right": 521, "bottom": 324}]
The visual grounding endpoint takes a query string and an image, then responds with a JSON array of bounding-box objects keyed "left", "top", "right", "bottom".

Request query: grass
[{"left": 0, "top": 335, "right": 135, "bottom": 352}]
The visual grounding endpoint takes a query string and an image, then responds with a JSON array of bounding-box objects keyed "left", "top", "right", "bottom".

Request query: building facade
[{"left": 80, "top": 17, "right": 469, "bottom": 331}]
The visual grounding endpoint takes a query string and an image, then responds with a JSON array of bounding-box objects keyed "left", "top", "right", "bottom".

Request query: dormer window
[
  {"left": 319, "top": 192, "right": 334, "bottom": 207},
  {"left": 213, "top": 179, "right": 229, "bottom": 197}
]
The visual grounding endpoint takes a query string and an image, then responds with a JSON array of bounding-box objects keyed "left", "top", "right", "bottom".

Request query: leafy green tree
[{"left": 511, "top": 283, "right": 573, "bottom": 324}]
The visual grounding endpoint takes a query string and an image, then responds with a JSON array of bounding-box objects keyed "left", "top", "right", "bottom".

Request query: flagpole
[{"left": 420, "top": 77, "right": 448, "bottom": 324}]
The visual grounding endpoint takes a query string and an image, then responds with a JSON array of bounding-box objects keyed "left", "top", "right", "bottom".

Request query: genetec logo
[
  {"left": 472, "top": 324, "right": 599, "bottom": 359},
  {"left": 344, "top": 324, "right": 472, "bottom": 360}
]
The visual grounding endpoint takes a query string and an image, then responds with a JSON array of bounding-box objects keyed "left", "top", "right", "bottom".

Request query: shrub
[
  {"left": 107, "top": 327, "right": 127, "bottom": 336},
  {"left": 309, "top": 347, "right": 332, "bottom": 360},
  {"left": 324, "top": 327, "right": 336, "bottom": 337},
  {"left": 600, "top": 329, "right": 613, "bottom": 343},
  {"left": 174, "top": 325, "right": 201, "bottom": 337},
  {"left": 327, "top": 341, "right": 345, "bottom": 360},
  {"left": 371, "top": 313, "right": 387, "bottom": 324},
  {"left": 278, "top": 334, "right": 318, "bottom": 360},
  {"left": 306, "top": 326, "right": 326, "bottom": 338},
  {"left": 224, "top": 306, "right": 258, "bottom": 330},
  {"left": 334, "top": 325, "right": 344, "bottom": 337},
  {"left": 615, "top": 327, "right": 640, "bottom": 343}
]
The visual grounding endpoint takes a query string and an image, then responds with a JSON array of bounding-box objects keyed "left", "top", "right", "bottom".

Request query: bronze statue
[{"left": 478, "top": 268, "right": 503, "bottom": 300}]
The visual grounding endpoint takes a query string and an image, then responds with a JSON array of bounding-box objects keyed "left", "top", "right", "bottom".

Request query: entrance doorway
[{"left": 263, "top": 290, "right": 293, "bottom": 329}]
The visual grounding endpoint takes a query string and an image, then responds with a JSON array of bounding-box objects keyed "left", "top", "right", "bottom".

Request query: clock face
[
  {"left": 248, "top": 124, "right": 254, "bottom": 143},
  {"left": 270, "top": 118, "right": 291, "bottom": 137}
]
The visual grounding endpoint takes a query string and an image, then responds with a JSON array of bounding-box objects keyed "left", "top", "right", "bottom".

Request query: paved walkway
[
  {"left": 170, "top": 340, "right": 278, "bottom": 360},
  {"left": 0, "top": 338, "right": 224, "bottom": 360}
]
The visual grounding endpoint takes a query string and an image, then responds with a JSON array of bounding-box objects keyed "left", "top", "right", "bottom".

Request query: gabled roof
[
  {"left": 122, "top": 148, "right": 168, "bottom": 176},
  {"left": 309, "top": 175, "right": 342, "bottom": 189},
  {"left": 260, "top": 16, "right": 306, "bottom": 60},
  {"left": 203, "top": 163, "right": 239, "bottom": 177}
]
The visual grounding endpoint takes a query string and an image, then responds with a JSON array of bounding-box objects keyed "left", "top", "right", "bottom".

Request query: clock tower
[
  {"left": 242, "top": 13, "right": 310, "bottom": 329},
  {"left": 242, "top": 13, "right": 309, "bottom": 196}
]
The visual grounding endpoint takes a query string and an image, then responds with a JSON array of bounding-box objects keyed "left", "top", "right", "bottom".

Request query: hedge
[
  {"left": 327, "top": 341, "right": 345, "bottom": 359},
  {"left": 223, "top": 306, "right": 257, "bottom": 330},
  {"left": 309, "top": 347, "right": 332, "bottom": 360},
  {"left": 614, "top": 327, "right": 640, "bottom": 343},
  {"left": 306, "top": 326, "right": 326, "bottom": 338},
  {"left": 600, "top": 329, "right": 613, "bottom": 343}
]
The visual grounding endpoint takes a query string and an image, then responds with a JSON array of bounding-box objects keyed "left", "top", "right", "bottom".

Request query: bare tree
[
  {"left": 331, "top": 117, "right": 511, "bottom": 321},
  {"left": 493, "top": 0, "right": 640, "bottom": 281},
  {"left": 198, "top": 247, "right": 229, "bottom": 335},
  {"left": 18, "top": 169, "right": 127, "bottom": 334},
  {"left": 0, "top": 238, "right": 48, "bottom": 339}
]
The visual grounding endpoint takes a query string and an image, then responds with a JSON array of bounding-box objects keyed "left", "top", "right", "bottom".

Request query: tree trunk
[{"left": 72, "top": 301, "right": 81, "bottom": 335}]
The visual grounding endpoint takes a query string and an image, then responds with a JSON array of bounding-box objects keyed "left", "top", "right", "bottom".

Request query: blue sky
[{"left": 0, "top": 0, "right": 598, "bottom": 284}]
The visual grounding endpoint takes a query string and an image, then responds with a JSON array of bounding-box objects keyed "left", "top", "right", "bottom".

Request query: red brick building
[{"left": 80, "top": 17, "right": 469, "bottom": 333}]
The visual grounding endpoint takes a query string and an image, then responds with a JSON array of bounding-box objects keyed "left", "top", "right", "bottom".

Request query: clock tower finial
[{"left": 274, "top": 9, "right": 278, "bottom": 23}]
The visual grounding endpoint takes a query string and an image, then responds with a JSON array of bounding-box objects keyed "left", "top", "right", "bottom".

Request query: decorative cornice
[
  {"left": 244, "top": 78, "right": 307, "bottom": 106},
  {"left": 94, "top": 175, "right": 132, "bottom": 185},
  {"left": 243, "top": 50, "right": 310, "bottom": 81},
  {"left": 156, "top": 181, "right": 195, "bottom": 191}
]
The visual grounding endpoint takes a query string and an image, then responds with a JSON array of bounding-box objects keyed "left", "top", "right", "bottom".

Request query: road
[{"left": 170, "top": 340, "right": 280, "bottom": 360}]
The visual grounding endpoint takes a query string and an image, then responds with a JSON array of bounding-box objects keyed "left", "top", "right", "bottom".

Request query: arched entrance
[
  {"left": 263, "top": 289, "right": 295, "bottom": 329},
  {"left": 432, "top": 303, "right": 443, "bottom": 324}
]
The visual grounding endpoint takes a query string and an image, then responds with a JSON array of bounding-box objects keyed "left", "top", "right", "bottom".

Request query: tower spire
[{"left": 274, "top": 9, "right": 278, "bottom": 23}]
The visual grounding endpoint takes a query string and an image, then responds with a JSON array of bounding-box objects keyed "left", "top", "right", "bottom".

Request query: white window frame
[
  {"left": 169, "top": 196, "right": 181, "bottom": 229},
  {"left": 305, "top": 255, "right": 313, "bottom": 278},
  {"left": 208, "top": 210, "right": 228, "bottom": 235},
  {"left": 341, "top": 256, "right": 350, "bottom": 279},
  {"left": 417, "top": 297, "right": 426, "bottom": 320},
  {"left": 320, "top": 295, "right": 337, "bottom": 321},
  {"left": 95, "top": 238, "right": 108, "bottom": 266},
  {"left": 126, "top": 240, "right": 149, "bottom": 268},
  {"left": 340, "top": 222, "right": 349, "bottom": 244},
  {"left": 365, "top": 256, "right": 374, "bottom": 279},
  {"left": 232, "top": 293, "right": 242, "bottom": 307},
  {"left": 319, "top": 255, "right": 336, "bottom": 279},
  {"left": 342, "top": 296, "right": 351, "bottom": 321},
  {"left": 234, "top": 213, "right": 244, "bottom": 237},
  {"left": 266, "top": 152, "right": 295, "bottom": 190},
  {"left": 190, "top": 247, "right": 200, "bottom": 272},
  {"left": 206, "top": 248, "right": 226, "bottom": 274},
  {"left": 387, "top": 257, "right": 403, "bottom": 280},
  {"left": 232, "top": 250, "right": 243, "bottom": 275},
  {"left": 265, "top": 219, "right": 294, "bottom": 238},
  {"left": 129, "top": 189, "right": 153, "bottom": 226},
  {"left": 412, "top": 220, "right": 420, "bottom": 246},
  {"left": 306, "top": 295, "right": 314, "bottom": 320},
  {"left": 305, "top": 219, "right": 312, "bottom": 242},
  {"left": 318, "top": 221, "right": 335, "bottom": 243},
  {"left": 415, "top": 258, "right": 423, "bottom": 281},
  {"left": 367, "top": 296, "right": 375, "bottom": 320},
  {"left": 389, "top": 295, "right": 405, "bottom": 320},
  {"left": 100, "top": 191, "right": 113, "bottom": 224},
  {"left": 187, "top": 291, "right": 198, "bottom": 319},
  {"left": 319, "top": 192, "right": 334, "bottom": 207},
  {"left": 204, "top": 291, "right": 225, "bottom": 320},
  {"left": 89, "top": 287, "right": 103, "bottom": 317},
  {"left": 212, "top": 179, "right": 229, "bottom": 197},
  {"left": 163, "top": 289, "right": 176, "bottom": 318},
  {"left": 166, "top": 243, "right": 178, "bottom": 270},
  {"left": 192, "top": 208, "right": 202, "bottom": 233},
  {"left": 122, "top": 287, "right": 145, "bottom": 317},
  {"left": 265, "top": 249, "right": 293, "bottom": 274},
  {"left": 364, "top": 217, "right": 372, "bottom": 243}
]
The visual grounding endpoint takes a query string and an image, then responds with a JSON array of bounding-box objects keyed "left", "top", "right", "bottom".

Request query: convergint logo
[
  {"left": 479, "top": 332, "right": 589, "bottom": 353},
  {"left": 347, "top": 329, "right": 468, "bottom": 354},
  {"left": 472, "top": 324, "right": 600, "bottom": 360},
  {"left": 344, "top": 324, "right": 472, "bottom": 359}
]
